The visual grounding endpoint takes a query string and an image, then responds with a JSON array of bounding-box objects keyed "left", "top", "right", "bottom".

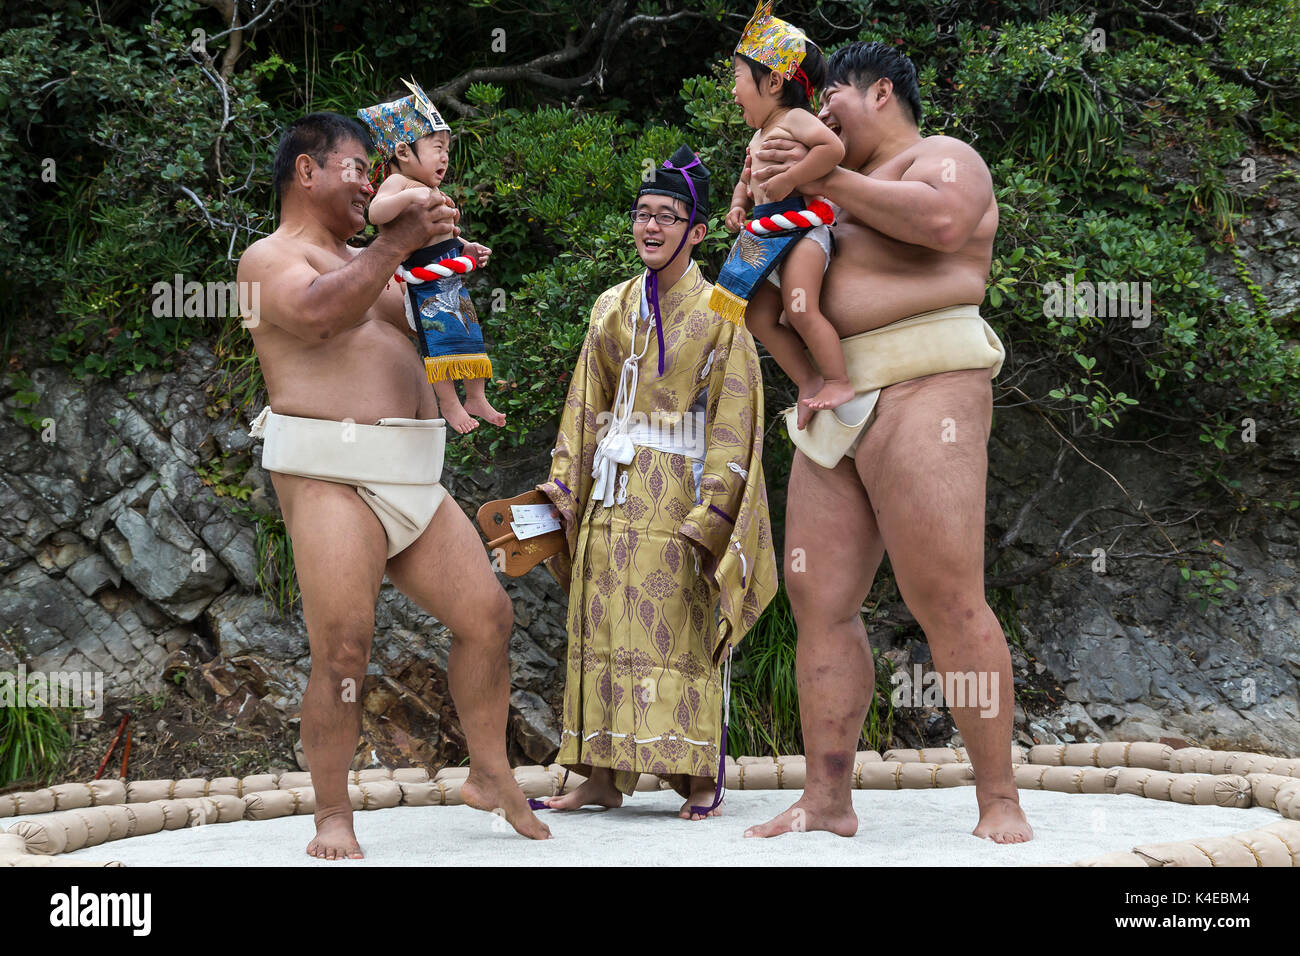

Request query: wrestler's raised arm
[
  {"left": 236, "top": 194, "right": 457, "bottom": 341},
  {"left": 754, "top": 134, "right": 991, "bottom": 252}
]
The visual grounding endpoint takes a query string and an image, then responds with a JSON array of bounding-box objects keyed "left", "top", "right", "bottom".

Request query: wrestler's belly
[
  {"left": 257, "top": 318, "right": 430, "bottom": 423},
  {"left": 820, "top": 222, "right": 990, "bottom": 336}
]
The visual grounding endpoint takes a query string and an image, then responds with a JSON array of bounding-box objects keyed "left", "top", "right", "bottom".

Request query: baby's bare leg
[
  {"left": 782, "top": 239, "right": 854, "bottom": 413},
  {"left": 462, "top": 377, "right": 505, "bottom": 426},
  {"left": 433, "top": 378, "right": 477, "bottom": 434},
  {"left": 746, "top": 281, "right": 821, "bottom": 409}
]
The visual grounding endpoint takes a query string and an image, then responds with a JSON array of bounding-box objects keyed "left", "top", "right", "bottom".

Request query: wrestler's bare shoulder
[
  {"left": 893, "top": 135, "right": 988, "bottom": 177},
  {"left": 243, "top": 230, "right": 365, "bottom": 275},
  {"left": 238, "top": 232, "right": 293, "bottom": 275}
]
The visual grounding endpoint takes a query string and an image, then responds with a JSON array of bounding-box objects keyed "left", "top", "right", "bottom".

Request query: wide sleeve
[
  {"left": 537, "top": 292, "right": 616, "bottom": 558},
  {"left": 677, "top": 321, "right": 778, "bottom": 661}
]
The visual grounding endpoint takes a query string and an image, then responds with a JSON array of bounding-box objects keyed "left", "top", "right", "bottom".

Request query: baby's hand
[
  {"left": 461, "top": 242, "right": 491, "bottom": 266},
  {"left": 725, "top": 206, "right": 747, "bottom": 233}
]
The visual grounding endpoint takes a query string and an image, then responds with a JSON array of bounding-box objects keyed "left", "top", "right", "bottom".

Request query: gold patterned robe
[{"left": 538, "top": 260, "right": 777, "bottom": 795}]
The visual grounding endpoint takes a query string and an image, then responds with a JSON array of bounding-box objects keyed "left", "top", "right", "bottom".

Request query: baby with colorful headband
[
  {"left": 359, "top": 80, "right": 505, "bottom": 433},
  {"left": 714, "top": 2, "right": 850, "bottom": 428}
]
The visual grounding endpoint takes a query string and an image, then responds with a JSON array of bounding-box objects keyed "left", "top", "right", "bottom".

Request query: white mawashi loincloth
[
  {"left": 784, "top": 304, "right": 1005, "bottom": 469},
  {"left": 249, "top": 407, "right": 449, "bottom": 558}
]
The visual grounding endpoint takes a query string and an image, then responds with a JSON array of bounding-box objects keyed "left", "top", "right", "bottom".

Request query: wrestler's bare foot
[
  {"left": 794, "top": 378, "right": 823, "bottom": 430},
  {"left": 973, "top": 795, "right": 1034, "bottom": 844},
  {"left": 800, "top": 378, "right": 855, "bottom": 411},
  {"left": 679, "top": 775, "right": 722, "bottom": 821},
  {"left": 541, "top": 770, "right": 624, "bottom": 811},
  {"left": 306, "top": 809, "right": 363, "bottom": 860},
  {"left": 744, "top": 796, "right": 857, "bottom": 838},
  {"left": 441, "top": 400, "right": 479, "bottom": 434},
  {"left": 462, "top": 767, "right": 552, "bottom": 839},
  {"left": 463, "top": 394, "right": 506, "bottom": 427}
]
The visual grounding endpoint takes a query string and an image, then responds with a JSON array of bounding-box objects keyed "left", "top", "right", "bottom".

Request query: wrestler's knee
[
  {"left": 310, "top": 616, "right": 375, "bottom": 681},
  {"left": 786, "top": 565, "right": 856, "bottom": 630},
  {"left": 784, "top": 560, "right": 816, "bottom": 613},
  {"left": 902, "top": 583, "right": 997, "bottom": 641},
  {"left": 453, "top": 583, "right": 513, "bottom": 645}
]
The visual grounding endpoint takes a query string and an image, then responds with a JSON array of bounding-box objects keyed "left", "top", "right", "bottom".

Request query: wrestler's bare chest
[
  {"left": 821, "top": 152, "right": 995, "bottom": 336},
  {"left": 253, "top": 244, "right": 429, "bottom": 422}
]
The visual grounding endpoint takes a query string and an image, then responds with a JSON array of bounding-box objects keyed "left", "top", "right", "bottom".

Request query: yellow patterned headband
[{"left": 734, "top": 1, "right": 809, "bottom": 81}]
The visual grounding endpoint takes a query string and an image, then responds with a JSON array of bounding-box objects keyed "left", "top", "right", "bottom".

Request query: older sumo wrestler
[
  {"left": 237, "top": 112, "right": 549, "bottom": 859},
  {"left": 743, "top": 42, "right": 1032, "bottom": 844}
]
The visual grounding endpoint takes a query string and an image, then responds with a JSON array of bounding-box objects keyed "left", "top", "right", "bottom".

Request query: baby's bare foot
[
  {"left": 800, "top": 378, "right": 855, "bottom": 411},
  {"left": 442, "top": 401, "right": 478, "bottom": 434},
  {"left": 463, "top": 394, "right": 506, "bottom": 427}
]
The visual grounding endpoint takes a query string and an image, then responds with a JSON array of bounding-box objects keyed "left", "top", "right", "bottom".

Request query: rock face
[
  {"left": 0, "top": 344, "right": 569, "bottom": 766},
  {"left": 986, "top": 400, "right": 1300, "bottom": 754}
]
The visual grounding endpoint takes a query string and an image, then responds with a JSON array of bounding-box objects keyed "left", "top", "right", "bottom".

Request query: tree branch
[
  {"left": 1127, "top": 1, "right": 1283, "bottom": 94},
  {"left": 427, "top": 1, "right": 706, "bottom": 116},
  {"left": 994, "top": 442, "right": 1067, "bottom": 554}
]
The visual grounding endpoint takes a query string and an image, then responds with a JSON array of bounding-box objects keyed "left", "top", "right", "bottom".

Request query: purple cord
[
  {"left": 529, "top": 768, "right": 570, "bottom": 811},
  {"left": 689, "top": 719, "right": 729, "bottom": 819},
  {"left": 645, "top": 156, "right": 702, "bottom": 377},
  {"left": 690, "top": 641, "right": 733, "bottom": 818}
]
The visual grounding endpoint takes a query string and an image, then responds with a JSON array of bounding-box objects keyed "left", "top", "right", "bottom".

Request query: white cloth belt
[
  {"left": 249, "top": 406, "right": 445, "bottom": 485},
  {"left": 592, "top": 421, "right": 705, "bottom": 508}
]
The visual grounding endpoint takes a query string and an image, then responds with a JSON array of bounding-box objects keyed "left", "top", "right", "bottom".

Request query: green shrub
[{"left": 0, "top": 675, "right": 75, "bottom": 787}]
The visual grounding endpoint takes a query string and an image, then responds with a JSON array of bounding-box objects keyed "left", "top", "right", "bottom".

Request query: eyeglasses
[
  {"left": 337, "top": 161, "right": 373, "bottom": 184},
  {"left": 629, "top": 210, "right": 691, "bottom": 227}
]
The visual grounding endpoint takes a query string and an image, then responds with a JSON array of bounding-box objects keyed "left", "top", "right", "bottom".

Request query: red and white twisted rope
[
  {"left": 744, "top": 200, "right": 835, "bottom": 236},
  {"left": 395, "top": 255, "right": 478, "bottom": 285}
]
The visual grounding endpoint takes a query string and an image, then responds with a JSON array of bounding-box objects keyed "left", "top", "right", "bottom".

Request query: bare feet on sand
[
  {"left": 679, "top": 776, "right": 722, "bottom": 821},
  {"left": 462, "top": 768, "right": 552, "bottom": 839},
  {"left": 973, "top": 795, "right": 1034, "bottom": 843},
  {"left": 744, "top": 796, "right": 858, "bottom": 838},
  {"left": 541, "top": 770, "right": 624, "bottom": 811},
  {"left": 800, "top": 377, "right": 855, "bottom": 412},
  {"left": 442, "top": 400, "right": 479, "bottom": 434},
  {"left": 463, "top": 394, "right": 506, "bottom": 427},
  {"left": 306, "top": 810, "right": 364, "bottom": 860}
]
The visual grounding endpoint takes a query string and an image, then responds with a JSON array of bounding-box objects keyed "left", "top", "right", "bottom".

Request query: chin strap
[{"left": 644, "top": 154, "right": 702, "bottom": 377}]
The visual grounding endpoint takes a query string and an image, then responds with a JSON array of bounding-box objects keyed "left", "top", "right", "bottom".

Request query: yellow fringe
[
  {"left": 708, "top": 286, "right": 748, "bottom": 327},
  {"left": 425, "top": 354, "right": 493, "bottom": 384}
]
